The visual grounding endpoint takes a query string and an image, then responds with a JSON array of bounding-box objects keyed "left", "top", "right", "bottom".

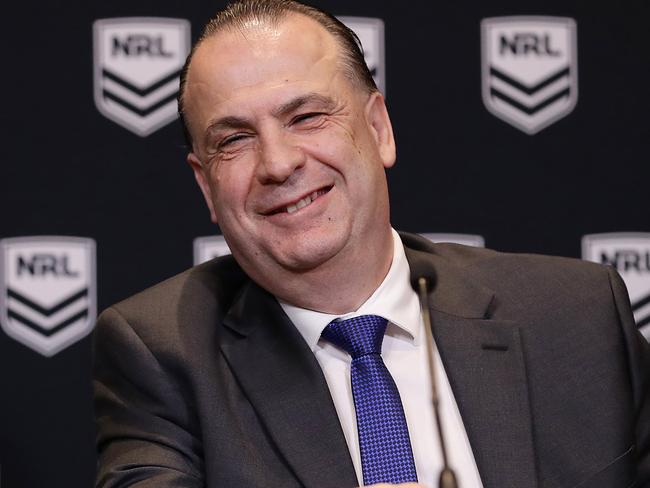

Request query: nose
[{"left": 255, "top": 129, "right": 305, "bottom": 184}]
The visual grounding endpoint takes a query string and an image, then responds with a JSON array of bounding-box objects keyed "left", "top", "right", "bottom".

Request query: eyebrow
[
  {"left": 204, "top": 115, "right": 252, "bottom": 143},
  {"left": 203, "top": 93, "right": 337, "bottom": 143},
  {"left": 272, "top": 93, "right": 336, "bottom": 118}
]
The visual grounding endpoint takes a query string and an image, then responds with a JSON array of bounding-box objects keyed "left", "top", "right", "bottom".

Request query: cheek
[
  {"left": 303, "top": 128, "right": 360, "bottom": 169},
  {"left": 210, "top": 163, "right": 253, "bottom": 214}
]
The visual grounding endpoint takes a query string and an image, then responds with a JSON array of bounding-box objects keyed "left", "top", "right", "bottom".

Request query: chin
[{"left": 274, "top": 235, "right": 346, "bottom": 272}]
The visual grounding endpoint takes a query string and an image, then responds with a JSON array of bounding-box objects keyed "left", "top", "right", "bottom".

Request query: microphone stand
[{"left": 417, "top": 277, "right": 459, "bottom": 488}]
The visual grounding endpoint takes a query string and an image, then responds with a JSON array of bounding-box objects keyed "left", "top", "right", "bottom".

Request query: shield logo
[
  {"left": 338, "top": 17, "right": 386, "bottom": 95},
  {"left": 420, "top": 233, "right": 485, "bottom": 248},
  {"left": 0, "top": 237, "right": 97, "bottom": 356},
  {"left": 481, "top": 16, "right": 578, "bottom": 134},
  {"left": 193, "top": 235, "right": 231, "bottom": 265},
  {"left": 93, "top": 18, "right": 191, "bottom": 137},
  {"left": 582, "top": 233, "right": 650, "bottom": 342}
]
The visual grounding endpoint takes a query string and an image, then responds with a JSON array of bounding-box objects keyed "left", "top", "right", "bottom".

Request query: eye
[
  {"left": 291, "top": 112, "right": 324, "bottom": 125},
  {"left": 218, "top": 132, "right": 251, "bottom": 149}
]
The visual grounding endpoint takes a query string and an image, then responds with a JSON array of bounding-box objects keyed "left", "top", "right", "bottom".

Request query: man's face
[{"left": 183, "top": 14, "right": 395, "bottom": 285}]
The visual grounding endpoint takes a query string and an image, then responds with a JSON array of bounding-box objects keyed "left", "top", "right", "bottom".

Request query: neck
[{"left": 259, "top": 227, "right": 394, "bottom": 314}]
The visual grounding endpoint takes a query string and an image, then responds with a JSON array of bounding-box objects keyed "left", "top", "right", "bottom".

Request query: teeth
[
  {"left": 284, "top": 190, "right": 324, "bottom": 214},
  {"left": 296, "top": 197, "right": 311, "bottom": 208}
]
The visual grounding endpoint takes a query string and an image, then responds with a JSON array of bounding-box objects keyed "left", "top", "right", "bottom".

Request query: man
[{"left": 93, "top": 1, "right": 650, "bottom": 487}]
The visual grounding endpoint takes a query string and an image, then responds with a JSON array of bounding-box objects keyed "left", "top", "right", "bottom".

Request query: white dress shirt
[{"left": 279, "top": 229, "right": 484, "bottom": 488}]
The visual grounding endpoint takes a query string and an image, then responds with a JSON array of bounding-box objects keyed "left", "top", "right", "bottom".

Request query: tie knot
[{"left": 322, "top": 315, "right": 388, "bottom": 359}]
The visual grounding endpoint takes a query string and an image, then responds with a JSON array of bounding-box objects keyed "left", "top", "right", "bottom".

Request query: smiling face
[{"left": 183, "top": 13, "right": 396, "bottom": 306}]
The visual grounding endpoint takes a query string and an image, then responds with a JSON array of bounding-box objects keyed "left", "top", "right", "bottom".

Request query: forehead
[{"left": 184, "top": 14, "right": 346, "bottom": 114}]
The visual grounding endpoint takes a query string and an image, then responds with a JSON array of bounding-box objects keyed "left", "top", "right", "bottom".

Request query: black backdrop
[{"left": 1, "top": 1, "right": 649, "bottom": 486}]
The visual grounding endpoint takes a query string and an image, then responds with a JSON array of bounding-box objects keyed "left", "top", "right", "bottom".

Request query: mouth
[{"left": 264, "top": 186, "right": 332, "bottom": 216}]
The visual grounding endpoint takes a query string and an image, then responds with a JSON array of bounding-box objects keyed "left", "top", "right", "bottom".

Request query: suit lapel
[
  {"left": 404, "top": 238, "right": 538, "bottom": 488},
  {"left": 432, "top": 314, "right": 538, "bottom": 488},
  {"left": 220, "top": 282, "right": 358, "bottom": 488}
]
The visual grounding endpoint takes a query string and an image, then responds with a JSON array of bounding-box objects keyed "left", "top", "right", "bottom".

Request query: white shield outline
[
  {"left": 93, "top": 17, "right": 191, "bottom": 137},
  {"left": 481, "top": 16, "right": 578, "bottom": 135},
  {"left": 582, "top": 232, "right": 650, "bottom": 341},
  {"left": 0, "top": 236, "right": 97, "bottom": 356},
  {"left": 419, "top": 233, "right": 485, "bottom": 248},
  {"left": 193, "top": 235, "right": 231, "bottom": 265},
  {"left": 338, "top": 16, "right": 386, "bottom": 95}
]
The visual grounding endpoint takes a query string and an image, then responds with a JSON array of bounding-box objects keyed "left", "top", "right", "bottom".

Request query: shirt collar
[{"left": 279, "top": 229, "right": 422, "bottom": 351}]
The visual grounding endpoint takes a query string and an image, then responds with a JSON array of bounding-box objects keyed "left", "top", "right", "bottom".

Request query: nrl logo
[
  {"left": 93, "top": 18, "right": 191, "bottom": 137},
  {"left": 582, "top": 233, "right": 650, "bottom": 342},
  {"left": 0, "top": 237, "right": 97, "bottom": 356},
  {"left": 481, "top": 16, "right": 578, "bottom": 134},
  {"left": 338, "top": 17, "right": 386, "bottom": 95},
  {"left": 193, "top": 235, "right": 231, "bottom": 265}
]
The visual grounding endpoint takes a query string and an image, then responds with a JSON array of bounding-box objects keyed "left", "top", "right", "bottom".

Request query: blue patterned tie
[{"left": 322, "top": 315, "right": 418, "bottom": 485}]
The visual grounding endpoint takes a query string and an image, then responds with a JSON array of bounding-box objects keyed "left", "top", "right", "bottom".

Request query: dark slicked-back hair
[{"left": 178, "top": 0, "right": 377, "bottom": 148}]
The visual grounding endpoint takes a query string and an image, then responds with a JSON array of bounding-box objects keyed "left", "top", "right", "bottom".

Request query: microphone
[{"left": 410, "top": 261, "right": 459, "bottom": 488}]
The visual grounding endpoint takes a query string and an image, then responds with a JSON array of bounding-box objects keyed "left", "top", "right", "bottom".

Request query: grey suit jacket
[{"left": 94, "top": 232, "right": 650, "bottom": 487}]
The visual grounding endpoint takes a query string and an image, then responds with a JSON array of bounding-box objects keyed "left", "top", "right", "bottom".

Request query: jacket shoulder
[
  {"left": 400, "top": 230, "right": 607, "bottom": 279},
  {"left": 449, "top": 245, "right": 621, "bottom": 324},
  {"left": 435, "top": 242, "right": 605, "bottom": 278},
  {"left": 400, "top": 231, "right": 615, "bottom": 315},
  {"left": 96, "top": 255, "right": 248, "bottom": 351}
]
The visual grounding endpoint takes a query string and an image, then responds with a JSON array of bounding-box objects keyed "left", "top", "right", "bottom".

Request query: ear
[
  {"left": 365, "top": 91, "right": 396, "bottom": 169},
  {"left": 187, "top": 152, "right": 218, "bottom": 224}
]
